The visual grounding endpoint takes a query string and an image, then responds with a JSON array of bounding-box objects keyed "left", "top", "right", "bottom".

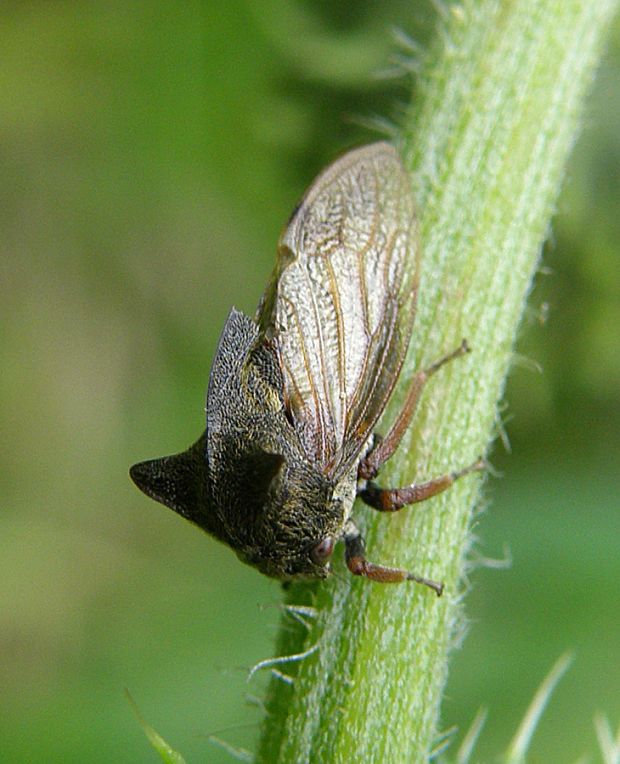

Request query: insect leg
[
  {"left": 358, "top": 339, "right": 470, "bottom": 480},
  {"left": 343, "top": 519, "right": 444, "bottom": 594},
  {"left": 360, "top": 458, "right": 486, "bottom": 512}
]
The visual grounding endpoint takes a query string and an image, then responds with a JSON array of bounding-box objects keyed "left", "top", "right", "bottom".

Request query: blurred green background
[{"left": 1, "top": 2, "right": 618, "bottom": 762}]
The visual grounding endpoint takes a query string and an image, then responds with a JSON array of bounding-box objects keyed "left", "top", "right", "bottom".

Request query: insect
[{"left": 130, "top": 142, "right": 483, "bottom": 593}]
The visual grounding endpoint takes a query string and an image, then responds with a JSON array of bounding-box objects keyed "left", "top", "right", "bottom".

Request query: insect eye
[{"left": 311, "top": 535, "right": 334, "bottom": 564}]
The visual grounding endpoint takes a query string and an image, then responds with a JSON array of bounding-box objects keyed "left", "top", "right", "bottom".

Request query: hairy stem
[{"left": 256, "top": 1, "right": 617, "bottom": 761}]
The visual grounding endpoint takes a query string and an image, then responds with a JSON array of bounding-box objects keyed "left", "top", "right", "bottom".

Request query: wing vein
[{"left": 256, "top": 143, "right": 418, "bottom": 478}]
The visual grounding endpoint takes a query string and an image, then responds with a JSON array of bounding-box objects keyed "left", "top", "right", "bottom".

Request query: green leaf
[
  {"left": 126, "top": 690, "right": 188, "bottom": 764},
  {"left": 504, "top": 653, "right": 573, "bottom": 762}
]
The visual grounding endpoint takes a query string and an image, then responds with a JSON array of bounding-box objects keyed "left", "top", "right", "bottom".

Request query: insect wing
[{"left": 258, "top": 143, "right": 419, "bottom": 480}]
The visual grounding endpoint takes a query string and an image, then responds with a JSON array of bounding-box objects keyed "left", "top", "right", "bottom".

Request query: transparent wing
[{"left": 256, "top": 142, "right": 419, "bottom": 480}]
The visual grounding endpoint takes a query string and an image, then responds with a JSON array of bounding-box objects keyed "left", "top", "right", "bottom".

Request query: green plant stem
[{"left": 256, "top": 1, "right": 617, "bottom": 762}]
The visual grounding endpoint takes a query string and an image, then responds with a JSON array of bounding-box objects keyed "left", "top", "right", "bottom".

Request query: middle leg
[{"left": 360, "top": 458, "right": 486, "bottom": 512}]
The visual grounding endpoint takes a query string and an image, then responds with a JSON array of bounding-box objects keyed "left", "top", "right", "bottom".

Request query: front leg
[
  {"left": 360, "top": 458, "right": 486, "bottom": 512},
  {"left": 343, "top": 519, "right": 444, "bottom": 595}
]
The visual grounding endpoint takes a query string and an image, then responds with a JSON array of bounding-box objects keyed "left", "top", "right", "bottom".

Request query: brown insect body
[{"left": 130, "top": 143, "right": 482, "bottom": 589}]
